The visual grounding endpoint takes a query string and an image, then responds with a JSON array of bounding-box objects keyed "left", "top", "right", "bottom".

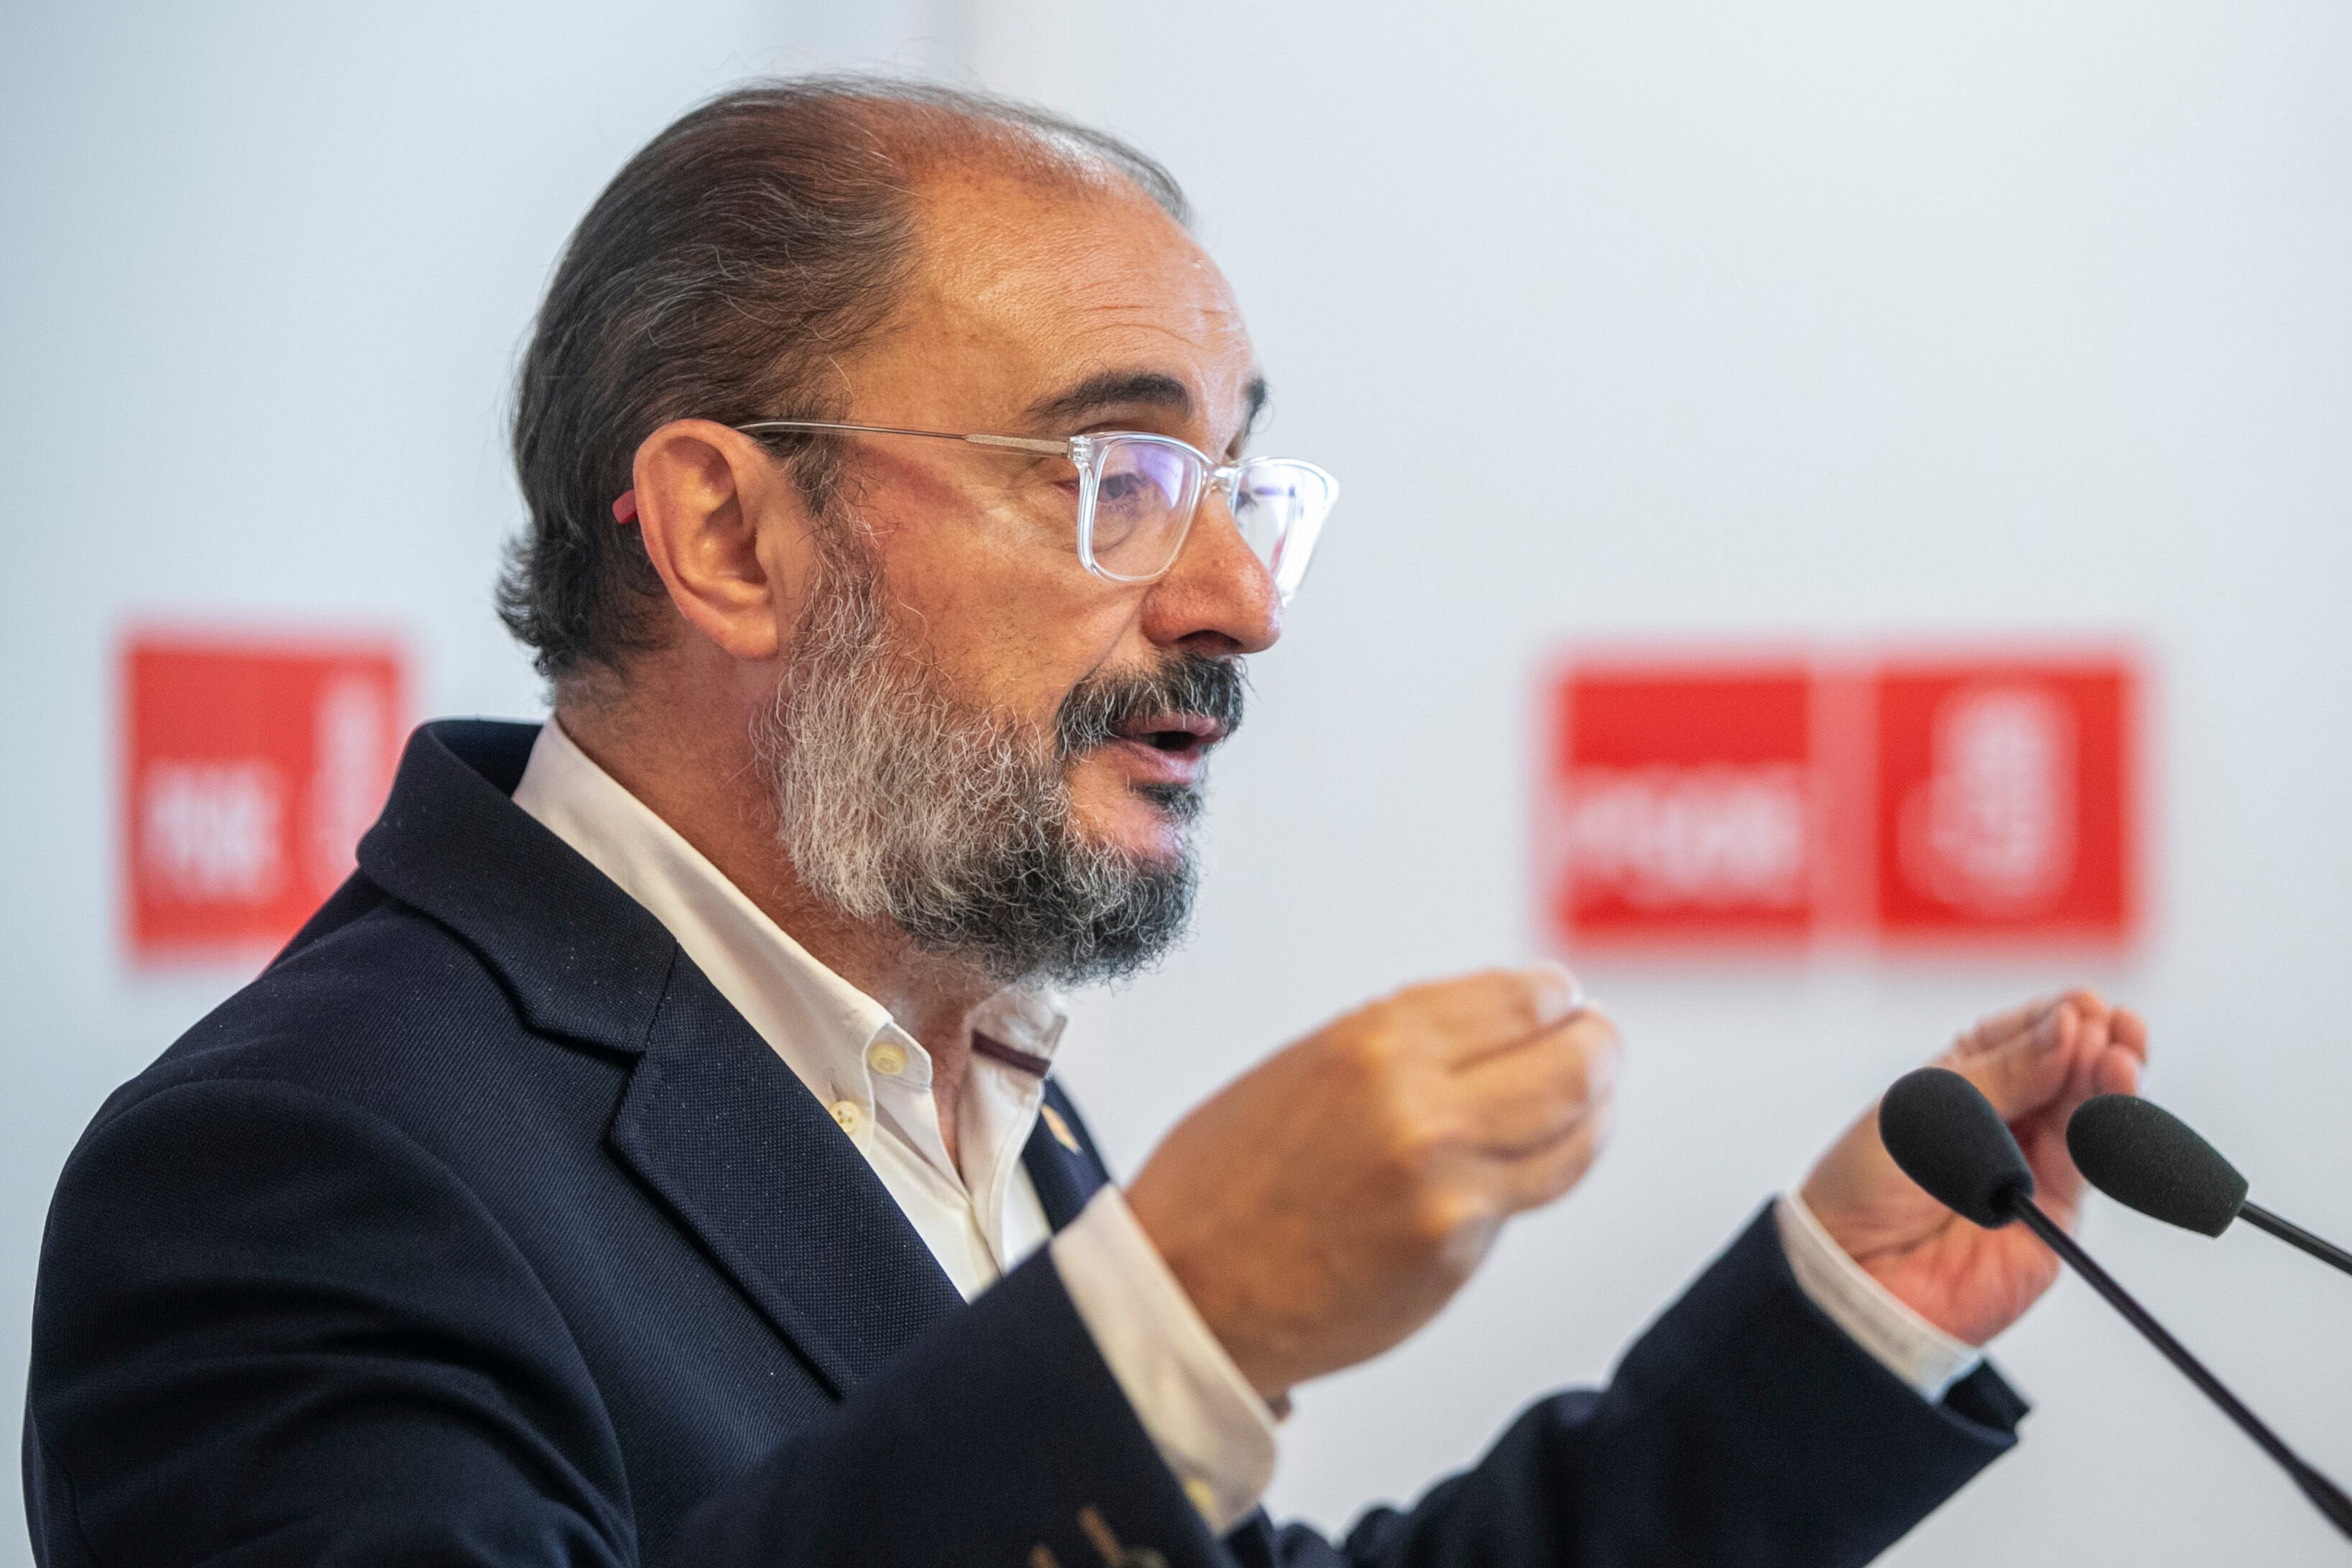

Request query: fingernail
[
  {"left": 1531, "top": 961, "right": 1585, "bottom": 1026},
  {"left": 2033, "top": 1007, "right": 2065, "bottom": 1052}
]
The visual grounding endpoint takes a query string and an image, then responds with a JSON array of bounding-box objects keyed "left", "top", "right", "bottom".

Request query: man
[{"left": 26, "top": 78, "right": 2146, "bottom": 1568}]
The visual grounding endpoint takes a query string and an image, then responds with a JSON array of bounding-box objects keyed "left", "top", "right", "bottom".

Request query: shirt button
[
  {"left": 867, "top": 1041, "right": 908, "bottom": 1077},
  {"left": 830, "top": 1099, "right": 864, "bottom": 1136}
]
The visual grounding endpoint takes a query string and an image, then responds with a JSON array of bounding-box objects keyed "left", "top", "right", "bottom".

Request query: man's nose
[{"left": 1138, "top": 492, "right": 1282, "bottom": 656}]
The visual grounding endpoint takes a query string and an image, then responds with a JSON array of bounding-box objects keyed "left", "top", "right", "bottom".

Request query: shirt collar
[
  {"left": 972, "top": 984, "right": 1070, "bottom": 1062},
  {"left": 509, "top": 718, "right": 1066, "bottom": 1113}
]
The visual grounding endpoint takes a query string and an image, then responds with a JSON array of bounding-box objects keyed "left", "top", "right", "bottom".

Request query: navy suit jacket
[{"left": 26, "top": 721, "right": 2027, "bottom": 1567}]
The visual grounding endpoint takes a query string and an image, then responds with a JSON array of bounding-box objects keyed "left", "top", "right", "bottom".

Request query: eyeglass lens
[
  {"left": 1088, "top": 438, "right": 1334, "bottom": 598},
  {"left": 1231, "top": 460, "right": 1334, "bottom": 600},
  {"left": 1089, "top": 440, "right": 1200, "bottom": 574}
]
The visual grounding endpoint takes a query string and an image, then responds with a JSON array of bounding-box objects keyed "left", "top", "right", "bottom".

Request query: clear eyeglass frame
[{"left": 733, "top": 419, "right": 1337, "bottom": 604}]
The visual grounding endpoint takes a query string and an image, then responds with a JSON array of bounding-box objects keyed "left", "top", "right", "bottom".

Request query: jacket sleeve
[
  {"left": 25, "top": 1076, "right": 1219, "bottom": 1568},
  {"left": 1226, "top": 1206, "right": 2028, "bottom": 1568}
]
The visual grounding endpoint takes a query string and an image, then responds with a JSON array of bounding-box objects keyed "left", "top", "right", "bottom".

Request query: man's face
[
  {"left": 821, "top": 171, "right": 1278, "bottom": 863},
  {"left": 754, "top": 169, "right": 1281, "bottom": 982}
]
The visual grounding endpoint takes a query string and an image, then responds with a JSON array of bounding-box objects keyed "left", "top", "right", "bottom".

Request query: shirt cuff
[
  {"left": 1048, "top": 1186, "right": 1279, "bottom": 1533},
  {"left": 1774, "top": 1190, "right": 1983, "bottom": 1403}
]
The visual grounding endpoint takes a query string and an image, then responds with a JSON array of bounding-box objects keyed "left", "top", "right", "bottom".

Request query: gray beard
[{"left": 751, "top": 526, "right": 1235, "bottom": 987}]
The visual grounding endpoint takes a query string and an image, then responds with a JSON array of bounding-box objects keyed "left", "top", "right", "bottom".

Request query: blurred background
[{"left": 5, "top": 1, "right": 2349, "bottom": 1562}]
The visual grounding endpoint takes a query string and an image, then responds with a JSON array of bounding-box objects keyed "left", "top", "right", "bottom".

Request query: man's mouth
[
  {"left": 1110, "top": 711, "right": 1226, "bottom": 760},
  {"left": 1057, "top": 654, "right": 1246, "bottom": 798},
  {"left": 1100, "top": 711, "right": 1226, "bottom": 785}
]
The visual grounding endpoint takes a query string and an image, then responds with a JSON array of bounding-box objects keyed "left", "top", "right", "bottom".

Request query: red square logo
[
  {"left": 1873, "top": 659, "right": 2137, "bottom": 942},
  {"left": 122, "top": 633, "right": 408, "bottom": 963},
  {"left": 1543, "top": 663, "right": 1820, "bottom": 945}
]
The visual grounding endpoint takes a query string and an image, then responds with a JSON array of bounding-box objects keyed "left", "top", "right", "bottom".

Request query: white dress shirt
[
  {"left": 511, "top": 719, "right": 1977, "bottom": 1533},
  {"left": 512, "top": 720, "right": 1276, "bottom": 1529}
]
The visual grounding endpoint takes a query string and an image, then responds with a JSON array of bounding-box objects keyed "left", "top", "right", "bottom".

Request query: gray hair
[
  {"left": 753, "top": 521, "right": 1232, "bottom": 986},
  {"left": 499, "top": 75, "right": 1191, "bottom": 686}
]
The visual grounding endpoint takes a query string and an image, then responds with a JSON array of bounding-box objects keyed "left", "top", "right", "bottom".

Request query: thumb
[{"left": 1942, "top": 999, "right": 2080, "bottom": 1122}]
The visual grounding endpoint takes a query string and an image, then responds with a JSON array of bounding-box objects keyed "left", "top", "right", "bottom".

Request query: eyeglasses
[{"left": 731, "top": 420, "right": 1338, "bottom": 603}]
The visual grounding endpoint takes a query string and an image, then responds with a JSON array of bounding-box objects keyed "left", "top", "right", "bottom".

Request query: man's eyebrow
[
  {"left": 1023, "top": 369, "right": 1273, "bottom": 454},
  {"left": 1238, "top": 376, "right": 1268, "bottom": 446},
  {"left": 1025, "top": 371, "right": 1194, "bottom": 428}
]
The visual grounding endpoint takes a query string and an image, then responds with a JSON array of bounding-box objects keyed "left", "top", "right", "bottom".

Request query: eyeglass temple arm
[
  {"left": 735, "top": 420, "right": 1069, "bottom": 456},
  {"left": 963, "top": 433, "right": 1070, "bottom": 454}
]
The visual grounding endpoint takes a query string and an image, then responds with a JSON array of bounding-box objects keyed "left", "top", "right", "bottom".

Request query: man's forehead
[{"left": 889, "top": 172, "right": 1262, "bottom": 439}]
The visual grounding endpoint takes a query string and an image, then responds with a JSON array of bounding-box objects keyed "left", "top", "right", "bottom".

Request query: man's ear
[{"left": 627, "top": 420, "right": 812, "bottom": 663}]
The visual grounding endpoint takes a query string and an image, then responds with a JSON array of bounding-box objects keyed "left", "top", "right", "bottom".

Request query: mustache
[{"left": 1056, "top": 654, "right": 1249, "bottom": 760}]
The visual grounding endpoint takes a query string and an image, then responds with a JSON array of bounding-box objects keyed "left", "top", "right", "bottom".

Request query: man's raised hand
[
  {"left": 1801, "top": 990, "right": 2150, "bottom": 1347},
  {"left": 1125, "top": 967, "right": 1621, "bottom": 1403}
]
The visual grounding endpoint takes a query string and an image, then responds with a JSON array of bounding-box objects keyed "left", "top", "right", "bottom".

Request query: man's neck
[{"left": 555, "top": 687, "right": 997, "bottom": 1166}]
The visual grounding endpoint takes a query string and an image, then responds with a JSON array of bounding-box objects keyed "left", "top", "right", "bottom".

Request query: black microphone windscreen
[
  {"left": 1879, "top": 1067, "right": 2036, "bottom": 1228},
  {"left": 2066, "top": 1094, "right": 2249, "bottom": 1238}
]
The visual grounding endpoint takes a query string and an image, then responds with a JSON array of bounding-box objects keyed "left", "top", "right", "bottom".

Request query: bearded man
[{"left": 25, "top": 79, "right": 2148, "bottom": 1568}]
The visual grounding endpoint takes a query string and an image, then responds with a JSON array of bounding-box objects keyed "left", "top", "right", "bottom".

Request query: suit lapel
[
  {"left": 607, "top": 954, "right": 967, "bottom": 1398},
  {"left": 358, "top": 722, "right": 1118, "bottom": 1403},
  {"left": 609, "top": 973, "right": 1115, "bottom": 1396}
]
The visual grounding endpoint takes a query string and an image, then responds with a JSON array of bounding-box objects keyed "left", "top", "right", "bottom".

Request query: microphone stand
[
  {"left": 2003, "top": 1190, "right": 2352, "bottom": 1541},
  {"left": 2241, "top": 1202, "right": 2352, "bottom": 1280}
]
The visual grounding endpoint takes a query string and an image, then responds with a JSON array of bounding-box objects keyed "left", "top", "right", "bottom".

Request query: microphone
[
  {"left": 1878, "top": 1068, "right": 2352, "bottom": 1540},
  {"left": 2067, "top": 1094, "right": 2352, "bottom": 1278}
]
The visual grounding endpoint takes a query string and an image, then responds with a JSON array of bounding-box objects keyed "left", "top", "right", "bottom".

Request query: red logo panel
[
  {"left": 122, "top": 633, "right": 407, "bottom": 962},
  {"left": 1875, "top": 661, "right": 2134, "bottom": 940},
  {"left": 1541, "top": 648, "right": 2141, "bottom": 954},
  {"left": 1545, "top": 663, "right": 1818, "bottom": 944}
]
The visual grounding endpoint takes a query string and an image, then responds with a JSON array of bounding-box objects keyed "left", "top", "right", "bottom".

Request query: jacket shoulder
[{"left": 89, "top": 883, "right": 625, "bottom": 1152}]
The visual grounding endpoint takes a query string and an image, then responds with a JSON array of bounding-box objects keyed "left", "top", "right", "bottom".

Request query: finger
[
  {"left": 2024, "top": 1027, "right": 2140, "bottom": 1217},
  {"left": 1529, "top": 959, "right": 1584, "bottom": 1020},
  {"left": 1947, "top": 994, "right": 2060, "bottom": 1060},
  {"left": 2055, "top": 1002, "right": 2114, "bottom": 1105},
  {"left": 1426, "top": 964, "right": 1585, "bottom": 1069},
  {"left": 1950, "top": 988, "right": 2105, "bottom": 1062},
  {"left": 2108, "top": 1007, "right": 2150, "bottom": 1066},
  {"left": 2091, "top": 1041, "right": 2142, "bottom": 1097},
  {"left": 1488, "top": 1115, "right": 1605, "bottom": 1214},
  {"left": 1943, "top": 997, "right": 2081, "bottom": 1121},
  {"left": 1455, "top": 1014, "right": 1619, "bottom": 1152},
  {"left": 2047, "top": 1002, "right": 2142, "bottom": 1117}
]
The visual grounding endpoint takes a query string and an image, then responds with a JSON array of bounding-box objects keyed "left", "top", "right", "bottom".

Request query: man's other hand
[
  {"left": 1126, "top": 967, "right": 1620, "bottom": 1403},
  {"left": 1801, "top": 991, "right": 2150, "bottom": 1347}
]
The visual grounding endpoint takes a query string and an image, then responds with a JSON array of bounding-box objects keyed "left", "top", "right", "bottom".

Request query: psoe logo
[
  {"left": 139, "top": 760, "right": 286, "bottom": 904},
  {"left": 1562, "top": 763, "right": 1810, "bottom": 913},
  {"left": 122, "top": 632, "right": 407, "bottom": 963},
  {"left": 1541, "top": 662, "right": 1820, "bottom": 945},
  {"left": 1898, "top": 685, "right": 2076, "bottom": 918},
  {"left": 1539, "top": 649, "right": 2140, "bottom": 953},
  {"left": 1871, "top": 658, "right": 2135, "bottom": 943}
]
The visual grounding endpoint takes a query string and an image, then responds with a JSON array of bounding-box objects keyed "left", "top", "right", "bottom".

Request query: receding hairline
[
  {"left": 801, "top": 75, "right": 1193, "bottom": 229},
  {"left": 501, "top": 73, "right": 1202, "bottom": 690},
  {"left": 847, "top": 115, "right": 1260, "bottom": 443}
]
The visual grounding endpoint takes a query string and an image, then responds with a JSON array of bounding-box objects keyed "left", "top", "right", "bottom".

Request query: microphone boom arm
[
  {"left": 2003, "top": 1190, "right": 2352, "bottom": 1541},
  {"left": 2240, "top": 1202, "right": 2352, "bottom": 1280}
]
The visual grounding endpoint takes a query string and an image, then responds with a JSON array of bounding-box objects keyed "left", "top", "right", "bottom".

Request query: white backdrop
[{"left": 5, "top": 4, "right": 2349, "bottom": 1564}]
